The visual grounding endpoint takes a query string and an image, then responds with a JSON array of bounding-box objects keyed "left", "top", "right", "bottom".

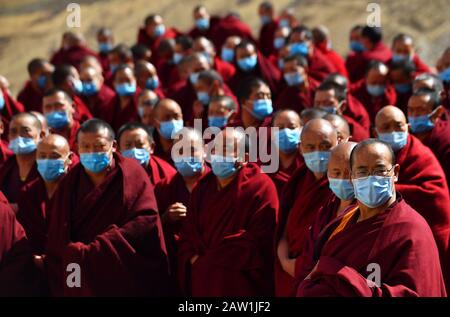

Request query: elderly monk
[
  {"left": 375, "top": 105, "right": 450, "bottom": 291},
  {"left": 276, "top": 118, "right": 338, "bottom": 296},
  {"left": 389, "top": 33, "right": 431, "bottom": 74},
  {"left": 207, "top": 95, "right": 238, "bottom": 129},
  {"left": 45, "top": 119, "right": 171, "bottom": 296},
  {"left": 297, "top": 139, "right": 446, "bottom": 297},
  {"left": 178, "top": 128, "right": 278, "bottom": 296},
  {"left": 137, "top": 89, "right": 159, "bottom": 128}
]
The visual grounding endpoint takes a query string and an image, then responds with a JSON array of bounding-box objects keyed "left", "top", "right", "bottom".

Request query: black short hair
[
  {"left": 97, "top": 27, "right": 113, "bottom": 38},
  {"left": 323, "top": 73, "right": 349, "bottom": 92},
  {"left": 412, "top": 88, "right": 441, "bottom": 110},
  {"left": 283, "top": 54, "right": 308, "bottom": 68},
  {"left": 43, "top": 88, "right": 73, "bottom": 103},
  {"left": 350, "top": 138, "right": 396, "bottom": 170},
  {"left": 117, "top": 122, "right": 153, "bottom": 145},
  {"left": 175, "top": 35, "right": 194, "bottom": 51},
  {"left": 390, "top": 60, "right": 416, "bottom": 77},
  {"left": 77, "top": 119, "right": 115, "bottom": 142},
  {"left": 51, "top": 64, "right": 73, "bottom": 87},
  {"left": 110, "top": 44, "right": 133, "bottom": 63},
  {"left": 113, "top": 64, "right": 134, "bottom": 79},
  {"left": 361, "top": 26, "right": 383, "bottom": 44},
  {"left": 131, "top": 44, "right": 151, "bottom": 61},
  {"left": 235, "top": 39, "right": 256, "bottom": 51},
  {"left": 316, "top": 81, "right": 347, "bottom": 102},
  {"left": 260, "top": 1, "right": 273, "bottom": 10},
  {"left": 210, "top": 95, "right": 237, "bottom": 111},
  {"left": 366, "top": 60, "right": 388, "bottom": 74},
  {"left": 198, "top": 70, "right": 223, "bottom": 86},
  {"left": 413, "top": 73, "right": 444, "bottom": 93},
  {"left": 287, "top": 26, "right": 313, "bottom": 43},
  {"left": 392, "top": 33, "right": 413, "bottom": 45},
  {"left": 238, "top": 77, "right": 268, "bottom": 103},
  {"left": 300, "top": 108, "right": 327, "bottom": 122},
  {"left": 12, "top": 112, "right": 42, "bottom": 132},
  {"left": 27, "top": 58, "right": 47, "bottom": 76},
  {"left": 144, "top": 14, "right": 159, "bottom": 26}
]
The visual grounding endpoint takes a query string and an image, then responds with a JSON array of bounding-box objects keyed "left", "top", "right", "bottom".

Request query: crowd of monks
[{"left": 1, "top": 2, "right": 450, "bottom": 297}]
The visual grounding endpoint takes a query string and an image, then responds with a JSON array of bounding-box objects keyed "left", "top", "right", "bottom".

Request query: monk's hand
[
  {"left": 193, "top": 100, "right": 204, "bottom": 118},
  {"left": 190, "top": 254, "right": 199, "bottom": 265},
  {"left": 167, "top": 202, "right": 187, "bottom": 222}
]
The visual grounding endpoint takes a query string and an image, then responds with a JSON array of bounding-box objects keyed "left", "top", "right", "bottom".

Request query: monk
[
  {"left": 297, "top": 139, "right": 446, "bottom": 297},
  {"left": 314, "top": 81, "right": 370, "bottom": 141},
  {"left": 0, "top": 116, "right": 13, "bottom": 167},
  {"left": 45, "top": 119, "right": 171, "bottom": 296},
  {"left": 50, "top": 32, "right": 99, "bottom": 69},
  {"left": 188, "top": 5, "right": 222, "bottom": 42},
  {"left": 389, "top": 60, "right": 416, "bottom": 113},
  {"left": 0, "top": 113, "right": 43, "bottom": 205},
  {"left": 17, "top": 134, "right": 74, "bottom": 255},
  {"left": 1, "top": 87, "right": 25, "bottom": 141},
  {"left": 324, "top": 114, "right": 352, "bottom": 143},
  {"left": 350, "top": 61, "right": 396, "bottom": 122},
  {"left": 207, "top": 95, "right": 238, "bottom": 129},
  {"left": 134, "top": 61, "right": 165, "bottom": 99},
  {"left": 270, "top": 109, "right": 304, "bottom": 196},
  {"left": 118, "top": 122, "right": 176, "bottom": 186},
  {"left": 375, "top": 105, "right": 450, "bottom": 291},
  {"left": 345, "top": 24, "right": 366, "bottom": 83},
  {"left": 30, "top": 111, "right": 49, "bottom": 137},
  {"left": 96, "top": 27, "right": 114, "bottom": 72},
  {"left": 131, "top": 44, "right": 152, "bottom": 65},
  {"left": 106, "top": 44, "right": 134, "bottom": 86},
  {"left": 276, "top": 54, "right": 318, "bottom": 113},
  {"left": 178, "top": 128, "right": 278, "bottom": 296},
  {"left": 300, "top": 108, "right": 327, "bottom": 125},
  {"left": 258, "top": 1, "right": 278, "bottom": 57},
  {"left": 269, "top": 26, "right": 291, "bottom": 68},
  {"left": 278, "top": 8, "right": 299, "bottom": 30},
  {"left": 389, "top": 33, "right": 431, "bottom": 74},
  {"left": 42, "top": 88, "right": 80, "bottom": 152},
  {"left": 209, "top": 13, "right": 255, "bottom": 53},
  {"left": 276, "top": 118, "right": 338, "bottom": 296},
  {"left": 219, "top": 36, "right": 241, "bottom": 64},
  {"left": 407, "top": 89, "right": 450, "bottom": 187},
  {"left": 137, "top": 89, "right": 160, "bottom": 128},
  {"left": 17, "top": 58, "right": 54, "bottom": 112}
]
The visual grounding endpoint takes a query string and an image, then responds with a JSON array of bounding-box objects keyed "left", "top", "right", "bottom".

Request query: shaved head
[
  {"left": 324, "top": 113, "right": 350, "bottom": 142},
  {"left": 330, "top": 141, "right": 357, "bottom": 167},
  {"left": 375, "top": 105, "right": 407, "bottom": 133},
  {"left": 38, "top": 134, "right": 70, "bottom": 154},
  {"left": 301, "top": 118, "right": 338, "bottom": 144}
]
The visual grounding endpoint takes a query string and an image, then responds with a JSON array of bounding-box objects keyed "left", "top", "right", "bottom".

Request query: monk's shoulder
[
  {"left": 408, "top": 135, "right": 440, "bottom": 161},
  {"left": 241, "top": 163, "right": 277, "bottom": 192},
  {"left": 151, "top": 155, "right": 176, "bottom": 174}
]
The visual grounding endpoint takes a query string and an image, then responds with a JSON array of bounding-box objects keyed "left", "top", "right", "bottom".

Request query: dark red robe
[
  {"left": 213, "top": 56, "right": 236, "bottom": 82},
  {"left": 209, "top": 14, "right": 256, "bottom": 53},
  {"left": 314, "top": 43, "right": 348, "bottom": 78},
  {"left": 268, "top": 152, "right": 304, "bottom": 197},
  {"left": 188, "top": 16, "right": 222, "bottom": 43},
  {"left": 137, "top": 27, "right": 181, "bottom": 67},
  {"left": 387, "top": 54, "right": 431, "bottom": 75},
  {"left": 1, "top": 89, "right": 25, "bottom": 141},
  {"left": 0, "top": 140, "right": 12, "bottom": 168},
  {"left": 344, "top": 114, "right": 370, "bottom": 142},
  {"left": 178, "top": 164, "right": 278, "bottom": 296},
  {"left": 345, "top": 94, "right": 371, "bottom": 132},
  {"left": 50, "top": 119, "right": 80, "bottom": 153},
  {"left": 395, "top": 90, "right": 413, "bottom": 114},
  {"left": 306, "top": 48, "right": 337, "bottom": 82},
  {"left": 297, "top": 197, "right": 446, "bottom": 297},
  {"left": 259, "top": 19, "right": 279, "bottom": 57},
  {"left": 345, "top": 52, "right": 366, "bottom": 83},
  {"left": 45, "top": 153, "right": 171, "bottom": 296},
  {"left": 72, "top": 95, "right": 93, "bottom": 123},
  {"left": 146, "top": 155, "right": 177, "bottom": 186},
  {"left": 17, "top": 80, "right": 44, "bottom": 112},
  {"left": 50, "top": 45, "right": 99, "bottom": 70},
  {"left": 102, "top": 92, "right": 140, "bottom": 132},
  {"left": 156, "top": 60, "right": 183, "bottom": 94},
  {"left": 275, "top": 77, "right": 319, "bottom": 113},
  {"left": 80, "top": 84, "right": 116, "bottom": 120},
  {"left": 98, "top": 51, "right": 110, "bottom": 73}
]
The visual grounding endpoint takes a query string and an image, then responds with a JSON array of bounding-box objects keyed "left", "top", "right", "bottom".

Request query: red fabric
[
  {"left": 275, "top": 165, "right": 333, "bottom": 296},
  {"left": 345, "top": 52, "right": 366, "bottom": 83},
  {"left": 209, "top": 14, "right": 256, "bottom": 52},
  {"left": 156, "top": 60, "right": 183, "bottom": 94},
  {"left": 50, "top": 119, "right": 80, "bottom": 153},
  {"left": 259, "top": 20, "right": 279, "bottom": 57},
  {"left": 98, "top": 52, "right": 110, "bottom": 73},
  {"left": 275, "top": 77, "right": 319, "bottom": 113},
  {"left": 395, "top": 90, "right": 412, "bottom": 114},
  {"left": 146, "top": 155, "right": 177, "bottom": 186},
  {"left": 0, "top": 140, "right": 12, "bottom": 168},
  {"left": 1, "top": 89, "right": 25, "bottom": 141},
  {"left": 137, "top": 27, "right": 181, "bottom": 67},
  {"left": 72, "top": 95, "right": 93, "bottom": 123},
  {"left": 307, "top": 48, "right": 337, "bottom": 82},
  {"left": 350, "top": 79, "right": 397, "bottom": 122},
  {"left": 297, "top": 197, "right": 447, "bottom": 297},
  {"left": 387, "top": 54, "right": 431, "bottom": 75},
  {"left": 178, "top": 164, "right": 278, "bottom": 296},
  {"left": 45, "top": 153, "right": 171, "bottom": 296},
  {"left": 80, "top": 84, "right": 116, "bottom": 120},
  {"left": 395, "top": 134, "right": 450, "bottom": 291},
  {"left": 343, "top": 115, "right": 370, "bottom": 141},
  {"left": 188, "top": 16, "right": 222, "bottom": 43},
  {"left": 268, "top": 152, "right": 304, "bottom": 197},
  {"left": 315, "top": 43, "right": 348, "bottom": 78},
  {"left": 102, "top": 92, "right": 140, "bottom": 132},
  {"left": 17, "top": 80, "right": 44, "bottom": 112},
  {"left": 50, "top": 45, "right": 99, "bottom": 70},
  {"left": 213, "top": 56, "right": 236, "bottom": 82}
]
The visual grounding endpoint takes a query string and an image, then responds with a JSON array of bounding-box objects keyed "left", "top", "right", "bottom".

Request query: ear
[
  {"left": 66, "top": 152, "right": 74, "bottom": 167},
  {"left": 111, "top": 140, "right": 118, "bottom": 152},
  {"left": 338, "top": 100, "right": 347, "bottom": 114},
  {"left": 39, "top": 130, "right": 46, "bottom": 139},
  {"left": 149, "top": 142, "right": 155, "bottom": 155},
  {"left": 430, "top": 105, "right": 445, "bottom": 124},
  {"left": 393, "top": 163, "right": 400, "bottom": 182}
]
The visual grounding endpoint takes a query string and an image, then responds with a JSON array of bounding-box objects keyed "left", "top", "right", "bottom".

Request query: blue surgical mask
[
  {"left": 196, "top": 18, "right": 210, "bottom": 30},
  {"left": 439, "top": 67, "right": 450, "bottom": 83},
  {"left": 237, "top": 55, "right": 257, "bottom": 72},
  {"left": 72, "top": 78, "right": 83, "bottom": 94},
  {"left": 173, "top": 52, "right": 183, "bottom": 65},
  {"left": 159, "top": 119, "right": 184, "bottom": 139},
  {"left": 394, "top": 83, "right": 412, "bottom": 94},
  {"left": 115, "top": 83, "right": 136, "bottom": 96},
  {"left": 37, "top": 75, "right": 47, "bottom": 89},
  {"left": 153, "top": 24, "right": 166, "bottom": 37},
  {"left": 174, "top": 157, "right": 203, "bottom": 177},
  {"left": 211, "top": 155, "right": 237, "bottom": 179},
  {"left": 276, "top": 128, "right": 300, "bottom": 153},
  {"left": 289, "top": 42, "right": 309, "bottom": 57},
  {"left": 122, "top": 148, "right": 150, "bottom": 166},
  {"left": 9, "top": 136, "right": 37, "bottom": 155},
  {"left": 80, "top": 151, "right": 111, "bottom": 173},
  {"left": 98, "top": 42, "right": 112, "bottom": 54},
  {"left": 81, "top": 81, "right": 99, "bottom": 96},
  {"left": 278, "top": 58, "right": 284, "bottom": 70},
  {"left": 208, "top": 115, "right": 229, "bottom": 128},
  {"left": 303, "top": 151, "right": 330, "bottom": 173},
  {"left": 320, "top": 106, "right": 338, "bottom": 114},
  {"left": 37, "top": 159, "right": 66, "bottom": 182},
  {"left": 349, "top": 41, "right": 365, "bottom": 53},
  {"left": 274, "top": 37, "right": 285, "bottom": 49},
  {"left": 189, "top": 72, "right": 199, "bottom": 85},
  {"left": 328, "top": 178, "right": 354, "bottom": 201},
  {"left": 197, "top": 91, "right": 210, "bottom": 105},
  {"left": 366, "top": 84, "right": 385, "bottom": 97},
  {"left": 146, "top": 77, "right": 159, "bottom": 90},
  {"left": 0, "top": 91, "right": 4, "bottom": 110},
  {"left": 392, "top": 53, "right": 410, "bottom": 62},
  {"left": 251, "top": 99, "right": 273, "bottom": 120},
  {"left": 353, "top": 176, "right": 393, "bottom": 208},
  {"left": 45, "top": 110, "right": 70, "bottom": 129},
  {"left": 279, "top": 19, "right": 290, "bottom": 28},
  {"left": 110, "top": 64, "right": 119, "bottom": 74},
  {"left": 284, "top": 72, "right": 304, "bottom": 86},
  {"left": 201, "top": 51, "right": 213, "bottom": 65},
  {"left": 221, "top": 48, "right": 234, "bottom": 63},
  {"left": 377, "top": 131, "right": 408, "bottom": 152},
  {"left": 409, "top": 114, "right": 435, "bottom": 133},
  {"left": 260, "top": 15, "right": 271, "bottom": 25}
]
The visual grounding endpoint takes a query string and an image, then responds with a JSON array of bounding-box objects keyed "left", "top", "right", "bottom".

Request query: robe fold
[
  {"left": 50, "top": 45, "right": 99, "bottom": 70},
  {"left": 306, "top": 49, "right": 337, "bottom": 82},
  {"left": 50, "top": 120, "right": 80, "bottom": 153},
  {"left": 275, "top": 78, "right": 319, "bottom": 113},
  {"left": 146, "top": 155, "right": 177, "bottom": 186},
  {"left": 17, "top": 80, "right": 44, "bottom": 112},
  {"left": 297, "top": 197, "right": 446, "bottom": 297},
  {"left": 259, "top": 20, "right": 278, "bottom": 57},
  {"left": 137, "top": 27, "right": 181, "bottom": 67},
  {"left": 213, "top": 56, "right": 236, "bottom": 82},
  {"left": 178, "top": 163, "right": 278, "bottom": 296},
  {"left": 268, "top": 152, "right": 304, "bottom": 197},
  {"left": 209, "top": 14, "right": 256, "bottom": 52},
  {"left": 80, "top": 84, "right": 116, "bottom": 120},
  {"left": 72, "top": 95, "right": 93, "bottom": 123},
  {"left": 46, "top": 153, "right": 171, "bottom": 296},
  {"left": 104, "top": 93, "right": 140, "bottom": 132}
]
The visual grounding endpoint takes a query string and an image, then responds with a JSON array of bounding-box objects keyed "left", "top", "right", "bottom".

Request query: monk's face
[
  {"left": 43, "top": 92, "right": 75, "bottom": 125},
  {"left": 412, "top": 78, "right": 435, "bottom": 92},
  {"left": 375, "top": 108, "right": 408, "bottom": 134},
  {"left": 300, "top": 123, "right": 337, "bottom": 155},
  {"left": 241, "top": 83, "right": 271, "bottom": 127},
  {"left": 407, "top": 95, "right": 444, "bottom": 124},
  {"left": 328, "top": 149, "right": 351, "bottom": 180},
  {"left": 154, "top": 100, "right": 183, "bottom": 130},
  {"left": 193, "top": 7, "right": 209, "bottom": 21},
  {"left": 138, "top": 91, "right": 158, "bottom": 126},
  {"left": 195, "top": 77, "right": 215, "bottom": 96},
  {"left": 208, "top": 100, "right": 234, "bottom": 118},
  {"left": 114, "top": 67, "right": 136, "bottom": 86},
  {"left": 236, "top": 44, "right": 257, "bottom": 61},
  {"left": 136, "top": 64, "right": 157, "bottom": 89},
  {"left": 9, "top": 116, "right": 42, "bottom": 146},
  {"left": 193, "top": 39, "right": 215, "bottom": 58},
  {"left": 173, "top": 133, "right": 204, "bottom": 162},
  {"left": 31, "top": 62, "right": 53, "bottom": 89},
  {"left": 78, "top": 129, "right": 115, "bottom": 163},
  {"left": 283, "top": 59, "right": 307, "bottom": 80},
  {"left": 389, "top": 69, "right": 412, "bottom": 85},
  {"left": 97, "top": 32, "right": 112, "bottom": 45},
  {"left": 211, "top": 129, "right": 246, "bottom": 164},
  {"left": 145, "top": 15, "right": 163, "bottom": 37},
  {"left": 273, "top": 110, "right": 301, "bottom": 130},
  {"left": 223, "top": 36, "right": 241, "bottom": 50},
  {"left": 37, "top": 137, "right": 71, "bottom": 170},
  {"left": 189, "top": 57, "right": 210, "bottom": 76},
  {"left": 349, "top": 28, "right": 362, "bottom": 42},
  {"left": 366, "top": 68, "right": 388, "bottom": 86},
  {"left": 314, "top": 89, "right": 344, "bottom": 114},
  {"left": 328, "top": 118, "right": 350, "bottom": 143},
  {"left": 119, "top": 128, "right": 153, "bottom": 153},
  {"left": 392, "top": 39, "right": 414, "bottom": 57},
  {"left": 274, "top": 27, "right": 289, "bottom": 39},
  {"left": 80, "top": 67, "right": 103, "bottom": 91}
]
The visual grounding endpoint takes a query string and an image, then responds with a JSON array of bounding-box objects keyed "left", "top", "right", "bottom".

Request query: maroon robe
[
  {"left": 146, "top": 155, "right": 177, "bottom": 186},
  {"left": 178, "top": 164, "right": 278, "bottom": 296},
  {"left": 344, "top": 114, "right": 370, "bottom": 141},
  {"left": 275, "top": 78, "right": 319, "bottom": 113},
  {"left": 345, "top": 94, "right": 371, "bottom": 131},
  {"left": 156, "top": 60, "right": 182, "bottom": 94},
  {"left": 17, "top": 80, "right": 44, "bottom": 112},
  {"left": 50, "top": 120, "right": 80, "bottom": 153},
  {"left": 259, "top": 19, "right": 279, "bottom": 57},
  {"left": 0, "top": 140, "right": 12, "bottom": 167},
  {"left": 306, "top": 48, "right": 337, "bottom": 82},
  {"left": 103, "top": 92, "right": 140, "bottom": 132},
  {"left": 188, "top": 16, "right": 222, "bottom": 43},
  {"left": 137, "top": 27, "right": 180, "bottom": 67},
  {"left": 72, "top": 95, "right": 93, "bottom": 123},
  {"left": 213, "top": 56, "right": 236, "bottom": 82},
  {"left": 395, "top": 90, "right": 413, "bottom": 114},
  {"left": 80, "top": 84, "right": 116, "bottom": 119},
  {"left": 46, "top": 153, "right": 171, "bottom": 296},
  {"left": 387, "top": 54, "right": 431, "bottom": 75},
  {"left": 345, "top": 52, "right": 366, "bottom": 83},
  {"left": 1, "top": 89, "right": 25, "bottom": 141},
  {"left": 98, "top": 51, "right": 110, "bottom": 73},
  {"left": 297, "top": 197, "right": 446, "bottom": 297},
  {"left": 209, "top": 14, "right": 256, "bottom": 52},
  {"left": 315, "top": 43, "right": 348, "bottom": 78},
  {"left": 50, "top": 45, "right": 99, "bottom": 70},
  {"left": 268, "top": 152, "right": 304, "bottom": 197}
]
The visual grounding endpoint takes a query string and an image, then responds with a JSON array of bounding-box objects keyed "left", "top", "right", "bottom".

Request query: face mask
[
  {"left": 189, "top": 72, "right": 199, "bottom": 85},
  {"left": 211, "top": 155, "right": 238, "bottom": 179},
  {"left": 394, "top": 83, "right": 412, "bottom": 94},
  {"left": 9, "top": 137, "right": 37, "bottom": 155},
  {"left": 138, "top": 106, "right": 146, "bottom": 118},
  {"left": 196, "top": 18, "right": 210, "bottom": 30},
  {"left": 98, "top": 42, "right": 112, "bottom": 54},
  {"left": 439, "top": 67, "right": 450, "bottom": 83},
  {"left": 409, "top": 114, "right": 435, "bottom": 133},
  {"left": 284, "top": 72, "right": 304, "bottom": 86},
  {"left": 153, "top": 24, "right": 166, "bottom": 37},
  {"left": 201, "top": 51, "right": 213, "bottom": 65},
  {"left": 276, "top": 128, "right": 301, "bottom": 153},
  {"left": 303, "top": 151, "right": 330, "bottom": 173},
  {"left": 115, "top": 83, "right": 136, "bottom": 96},
  {"left": 197, "top": 91, "right": 210, "bottom": 105},
  {"left": 146, "top": 77, "right": 159, "bottom": 90},
  {"left": 320, "top": 106, "right": 337, "bottom": 114},
  {"left": 349, "top": 41, "right": 365, "bottom": 53},
  {"left": 173, "top": 52, "right": 183, "bottom": 65},
  {"left": 72, "top": 78, "right": 83, "bottom": 95},
  {"left": 237, "top": 55, "right": 257, "bottom": 72},
  {"left": 377, "top": 131, "right": 408, "bottom": 151},
  {"left": 279, "top": 19, "right": 290, "bottom": 28},
  {"left": 208, "top": 115, "right": 229, "bottom": 128},
  {"left": 274, "top": 37, "right": 285, "bottom": 50},
  {"left": 174, "top": 157, "right": 203, "bottom": 177},
  {"left": 81, "top": 81, "right": 99, "bottom": 96},
  {"left": 159, "top": 119, "right": 184, "bottom": 139},
  {"left": 328, "top": 178, "right": 354, "bottom": 201},
  {"left": 45, "top": 110, "right": 70, "bottom": 129},
  {"left": 0, "top": 91, "right": 4, "bottom": 110},
  {"left": 353, "top": 176, "right": 393, "bottom": 208},
  {"left": 80, "top": 151, "right": 111, "bottom": 173},
  {"left": 110, "top": 64, "right": 119, "bottom": 74},
  {"left": 37, "top": 75, "right": 47, "bottom": 89},
  {"left": 366, "top": 84, "right": 385, "bottom": 97},
  {"left": 37, "top": 159, "right": 66, "bottom": 182},
  {"left": 122, "top": 148, "right": 150, "bottom": 166},
  {"left": 289, "top": 42, "right": 309, "bottom": 57},
  {"left": 392, "top": 53, "right": 411, "bottom": 62},
  {"left": 260, "top": 15, "right": 271, "bottom": 25},
  {"left": 221, "top": 48, "right": 234, "bottom": 63},
  {"left": 278, "top": 58, "right": 284, "bottom": 70},
  {"left": 251, "top": 99, "right": 273, "bottom": 120}
]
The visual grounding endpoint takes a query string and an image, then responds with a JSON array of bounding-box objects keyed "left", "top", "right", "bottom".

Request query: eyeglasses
[{"left": 352, "top": 165, "right": 395, "bottom": 179}]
